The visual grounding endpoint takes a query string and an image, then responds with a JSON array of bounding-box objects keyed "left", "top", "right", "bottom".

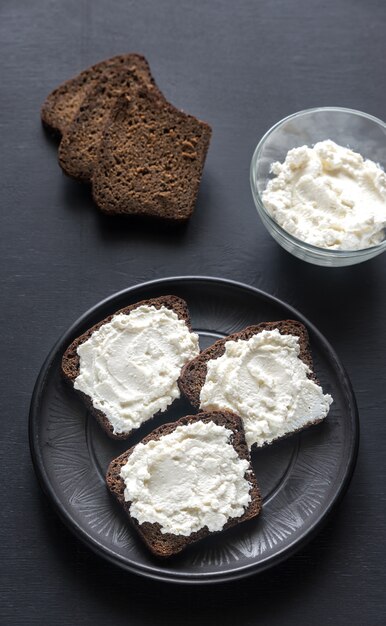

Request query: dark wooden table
[{"left": 1, "top": 1, "right": 386, "bottom": 624}]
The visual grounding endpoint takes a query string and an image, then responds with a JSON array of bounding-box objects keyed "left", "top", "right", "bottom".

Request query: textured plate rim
[{"left": 29, "top": 276, "right": 359, "bottom": 585}]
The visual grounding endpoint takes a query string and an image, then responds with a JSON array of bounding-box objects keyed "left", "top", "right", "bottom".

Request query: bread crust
[
  {"left": 41, "top": 53, "right": 152, "bottom": 136},
  {"left": 58, "top": 63, "right": 158, "bottom": 181},
  {"left": 91, "top": 88, "right": 212, "bottom": 220},
  {"left": 106, "top": 410, "right": 262, "bottom": 558},
  {"left": 62, "top": 295, "right": 193, "bottom": 439},
  {"left": 42, "top": 53, "right": 211, "bottom": 221}
]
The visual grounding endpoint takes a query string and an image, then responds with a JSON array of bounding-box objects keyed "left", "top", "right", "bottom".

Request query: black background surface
[{"left": 1, "top": 1, "right": 385, "bottom": 624}]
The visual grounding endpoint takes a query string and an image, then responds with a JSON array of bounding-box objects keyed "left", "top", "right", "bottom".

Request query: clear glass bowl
[{"left": 250, "top": 107, "right": 386, "bottom": 266}]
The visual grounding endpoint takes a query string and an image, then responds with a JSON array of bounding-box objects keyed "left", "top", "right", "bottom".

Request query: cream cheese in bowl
[
  {"left": 262, "top": 140, "right": 386, "bottom": 251},
  {"left": 250, "top": 107, "right": 386, "bottom": 266}
]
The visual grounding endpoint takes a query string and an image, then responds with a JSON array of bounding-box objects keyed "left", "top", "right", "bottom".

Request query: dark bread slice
[
  {"left": 58, "top": 67, "right": 160, "bottom": 181},
  {"left": 178, "top": 320, "right": 323, "bottom": 447},
  {"left": 106, "top": 410, "right": 262, "bottom": 558},
  {"left": 62, "top": 295, "right": 193, "bottom": 439},
  {"left": 92, "top": 88, "right": 212, "bottom": 220},
  {"left": 41, "top": 54, "right": 153, "bottom": 137}
]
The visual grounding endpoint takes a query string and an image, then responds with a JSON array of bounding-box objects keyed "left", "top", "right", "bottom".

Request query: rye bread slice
[
  {"left": 58, "top": 67, "right": 160, "bottom": 182},
  {"left": 62, "top": 295, "right": 193, "bottom": 440},
  {"left": 91, "top": 88, "right": 212, "bottom": 220},
  {"left": 178, "top": 320, "right": 324, "bottom": 447},
  {"left": 106, "top": 410, "right": 262, "bottom": 558},
  {"left": 41, "top": 53, "right": 153, "bottom": 137}
]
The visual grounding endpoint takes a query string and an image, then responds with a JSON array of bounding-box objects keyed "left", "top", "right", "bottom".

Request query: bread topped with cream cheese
[
  {"left": 178, "top": 320, "right": 333, "bottom": 449},
  {"left": 106, "top": 410, "right": 261, "bottom": 558},
  {"left": 62, "top": 295, "right": 200, "bottom": 439}
]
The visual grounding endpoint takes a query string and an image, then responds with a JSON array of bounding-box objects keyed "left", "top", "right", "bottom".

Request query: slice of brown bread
[
  {"left": 106, "top": 410, "right": 262, "bottom": 558},
  {"left": 91, "top": 88, "right": 212, "bottom": 220},
  {"left": 62, "top": 295, "right": 193, "bottom": 439},
  {"left": 178, "top": 320, "right": 324, "bottom": 447},
  {"left": 41, "top": 53, "right": 153, "bottom": 137},
  {"left": 58, "top": 67, "right": 160, "bottom": 181}
]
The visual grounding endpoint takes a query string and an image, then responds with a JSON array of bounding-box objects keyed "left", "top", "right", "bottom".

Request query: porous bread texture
[
  {"left": 62, "top": 295, "right": 192, "bottom": 440},
  {"left": 41, "top": 53, "right": 153, "bottom": 136},
  {"left": 58, "top": 66, "right": 159, "bottom": 181},
  {"left": 92, "top": 88, "right": 212, "bottom": 220},
  {"left": 106, "top": 410, "right": 262, "bottom": 558},
  {"left": 178, "top": 320, "right": 323, "bottom": 448}
]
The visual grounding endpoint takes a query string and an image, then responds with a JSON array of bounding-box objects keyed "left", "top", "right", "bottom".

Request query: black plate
[{"left": 29, "top": 277, "right": 359, "bottom": 584}]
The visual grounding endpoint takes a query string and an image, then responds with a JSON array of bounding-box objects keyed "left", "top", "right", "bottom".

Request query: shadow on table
[
  {"left": 266, "top": 245, "right": 384, "bottom": 344},
  {"left": 59, "top": 168, "right": 214, "bottom": 248},
  {"left": 35, "top": 484, "right": 357, "bottom": 626}
]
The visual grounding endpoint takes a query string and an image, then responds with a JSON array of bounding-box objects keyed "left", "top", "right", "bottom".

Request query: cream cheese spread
[
  {"left": 199, "top": 329, "right": 333, "bottom": 448},
  {"left": 262, "top": 139, "right": 386, "bottom": 250},
  {"left": 74, "top": 305, "right": 200, "bottom": 434},
  {"left": 120, "top": 420, "right": 251, "bottom": 535}
]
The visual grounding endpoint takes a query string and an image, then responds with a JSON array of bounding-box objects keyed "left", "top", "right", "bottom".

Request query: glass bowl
[{"left": 250, "top": 107, "right": 386, "bottom": 266}]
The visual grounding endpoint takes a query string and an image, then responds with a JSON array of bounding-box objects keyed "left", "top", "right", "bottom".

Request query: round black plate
[{"left": 29, "top": 277, "right": 359, "bottom": 584}]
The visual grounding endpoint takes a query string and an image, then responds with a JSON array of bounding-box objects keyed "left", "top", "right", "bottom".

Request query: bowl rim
[{"left": 250, "top": 106, "right": 386, "bottom": 257}]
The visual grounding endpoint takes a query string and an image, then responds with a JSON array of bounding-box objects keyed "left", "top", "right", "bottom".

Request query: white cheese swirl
[
  {"left": 120, "top": 420, "right": 252, "bottom": 536},
  {"left": 74, "top": 305, "right": 199, "bottom": 434},
  {"left": 199, "top": 329, "right": 333, "bottom": 448},
  {"left": 262, "top": 139, "right": 386, "bottom": 250}
]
